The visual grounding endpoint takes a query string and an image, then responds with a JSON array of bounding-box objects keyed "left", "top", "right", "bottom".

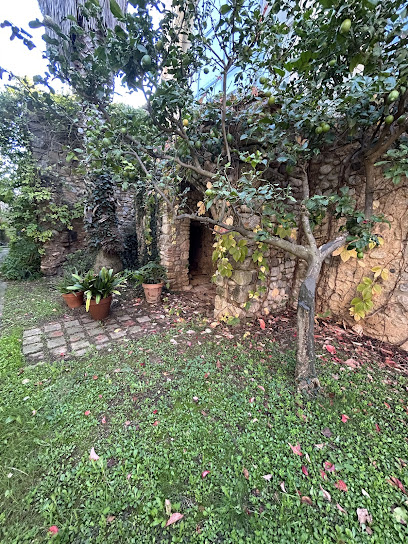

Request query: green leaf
[
  {"left": 110, "top": 0, "right": 124, "bottom": 19},
  {"left": 220, "top": 4, "right": 232, "bottom": 15},
  {"left": 28, "top": 19, "right": 43, "bottom": 29}
]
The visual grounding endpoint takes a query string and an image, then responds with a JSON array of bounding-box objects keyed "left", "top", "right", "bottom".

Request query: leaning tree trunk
[{"left": 295, "top": 256, "right": 322, "bottom": 394}]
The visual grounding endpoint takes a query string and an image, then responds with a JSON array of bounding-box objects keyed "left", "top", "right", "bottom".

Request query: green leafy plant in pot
[
  {"left": 57, "top": 274, "right": 84, "bottom": 309},
  {"left": 132, "top": 262, "right": 166, "bottom": 304},
  {"left": 68, "top": 268, "right": 126, "bottom": 320}
]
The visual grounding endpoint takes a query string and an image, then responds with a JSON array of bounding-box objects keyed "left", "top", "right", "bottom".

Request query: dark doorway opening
[{"left": 189, "top": 221, "right": 214, "bottom": 285}]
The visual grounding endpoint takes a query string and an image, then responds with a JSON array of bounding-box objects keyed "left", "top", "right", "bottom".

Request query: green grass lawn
[{"left": 0, "top": 284, "right": 407, "bottom": 543}]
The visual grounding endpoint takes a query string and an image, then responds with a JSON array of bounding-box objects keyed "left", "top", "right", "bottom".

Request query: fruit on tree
[
  {"left": 387, "top": 90, "right": 400, "bottom": 103},
  {"left": 203, "top": 67, "right": 209, "bottom": 74},
  {"left": 268, "top": 96, "right": 276, "bottom": 106},
  {"left": 183, "top": 118, "right": 189, "bottom": 127},
  {"left": 259, "top": 76, "right": 268, "bottom": 85},
  {"left": 385, "top": 114, "right": 394, "bottom": 125},
  {"left": 141, "top": 54, "right": 152, "bottom": 68},
  {"left": 357, "top": 251, "right": 364, "bottom": 259},
  {"left": 226, "top": 133, "right": 233, "bottom": 143},
  {"left": 321, "top": 123, "right": 330, "bottom": 133},
  {"left": 315, "top": 126, "right": 323, "bottom": 134},
  {"left": 340, "top": 19, "right": 352, "bottom": 34},
  {"left": 102, "top": 137, "right": 111, "bottom": 146}
]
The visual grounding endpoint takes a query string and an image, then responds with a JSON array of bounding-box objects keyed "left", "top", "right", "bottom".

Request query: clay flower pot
[
  {"left": 89, "top": 295, "right": 112, "bottom": 320},
  {"left": 142, "top": 283, "right": 164, "bottom": 304},
  {"left": 62, "top": 291, "right": 84, "bottom": 309}
]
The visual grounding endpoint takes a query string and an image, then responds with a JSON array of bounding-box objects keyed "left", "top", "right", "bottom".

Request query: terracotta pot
[
  {"left": 89, "top": 295, "right": 112, "bottom": 320},
  {"left": 142, "top": 282, "right": 164, "bottom": 304},
  {"left": 62, "top": 291, "right": 84, "bottom": 309}
]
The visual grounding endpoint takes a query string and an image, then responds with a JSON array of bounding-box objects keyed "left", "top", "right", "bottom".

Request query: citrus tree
[{"left": 5, "top": 0, "right": 407, "bottom": 392}]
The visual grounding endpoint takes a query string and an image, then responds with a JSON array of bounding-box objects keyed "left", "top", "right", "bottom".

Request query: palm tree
[{"left": 37, "top": 0, "right": 128, "bottom": 272}]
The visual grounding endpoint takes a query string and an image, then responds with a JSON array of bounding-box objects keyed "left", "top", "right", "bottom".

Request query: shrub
[
  {"left": 62, "top": 248, "right": 97, "bottom": 276},
  {"left": 0, "top": 237, "right": 41, "bottom": 280}
]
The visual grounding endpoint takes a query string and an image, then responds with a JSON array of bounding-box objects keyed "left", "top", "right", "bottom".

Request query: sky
[{"left": 0, "top": 0, "right": 145, "bottom": 107}]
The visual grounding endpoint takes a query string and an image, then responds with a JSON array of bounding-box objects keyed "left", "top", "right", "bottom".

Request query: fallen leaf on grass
[
  {"left": 249, "top": 397, "right": 255, "bottom": 403},
  {"left": 301, "top": 466, "right": 309, "bottom": 477},
  {"left": 48, "top": 526, "right": 59, "bottom": 535},
  {"left": 320, "top": 485, "right": 331, "bottom": 502},
  {"left": 301, "top": 496, "right": 313, "bottom": 505},
  {"left": 280, "top": 481, "right": 286, "bottom": 492},
  {"left": 341, "top": 414, "right": 349, "bottom": 423},
  {"left": 375, "top": 423, "right": 381, "bottom": 433},
  {"left": 165, "top": 499, "right": 172, "bottom": 516},
  {"left": 152, "top": 420, "right": 159, "bottom": 426},
  {"left": 320, "top": 470, "right": 327, "bottom": 480},
  {"left": 387, "top": 477, "right": 407, "bottom": 495},
  {"left": 89, "top": 447, "right": 100, "bottom": 461},
  {"left": 84, "top": 411, "right": 91, "bottom": 416},
  {"left": 289, "top": 443, "right": 302, "bottom": 456},
  {"left": 101, "top": 417, "right": 106, "bottom": 424},
  {"left": 335, "top": 480, "right": 348, "bottom": 492},
  {"left": 324, "top": 461, "right": 335, "bottom": 472},
  {"left": 257, "top": 385, "right": 265, "bottom": 392},
  {"left": 325, "top": 345, "right": 336, "bottom": 355},
  {"left": 336, "top": 503, "right": 347, "bottom": 514},
  {"left": 166, "top": 513, "right": 183, "bottom": 526},
  {"left": 263, "top": 474, "right": 272, "bottom": 481},
  {"left": 259, "top": 319, "right": 266, "bottom": 330},
  {"left": 321, "top": 427, "right": 332, "bottom": 438},
  {"left": 243, "top": 467, "right": 249, "bottom": 479},
  {"left": 361, "top": 488, "right": 370, "bottom": 498},
  {"left": 106, "top": 515, "right": 115, "bottom": 523},
  {"left": 315, "top": 443, "right": 325, "bottom": 450},
  {"left": 201, "top": 470, "right": 210, "bottom": 478},
  {"left": 356, "top": 507, "right": 372, "bottom": 526}
]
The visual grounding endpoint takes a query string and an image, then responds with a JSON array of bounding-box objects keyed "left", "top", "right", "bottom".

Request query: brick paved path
[{"left": 22, "top": 308, "right": 162, "bottom": 362}]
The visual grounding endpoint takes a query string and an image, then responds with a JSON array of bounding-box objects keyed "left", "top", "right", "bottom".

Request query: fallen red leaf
[
  {"left": 152, "top": 409, "right": 158, "bottom": 414},
  {"left": 335, "top": 480, "right": 348, "bottom": 492},
  {"left": 320, "top": 484, "right": 331, "bottom": 502},
  {"left": 249, "top": 397, "right": 255, "bottom": 403},
  {"left": 301, "top": 465, "right": 309, "bottom": 477},
  {"left": 243, "top": 467, "right": 249, "bottom": 479},
  {"left": 341, "top": 414, "right": 349, "bottom": 423},
  {"left": 301, "top": 496, "right": 313, "bottom": 505},
  {"left": 48, "top": 526, "right": 59, "bottom": 535},
  {"left": 325, "top": 344, "right": 336, "bottom": 355},
  {"left": 201, "top": 470, "right": 210, "bottom": 478},
  {"left": 259, "top": 319, "right": 266, "bottom": 330},
  {"left": 387, "top": 477, "right": 407, "bottom": 495},
  {"left": 84, "top": 410, "right": 91, "bottom": 416},
  {"left": 323, "top": 461, "right": 335, "bottom": 473},
  {"left": 320, "top": 470, "right": 327, "bottom": 480},
  {"left": 289, "top": 443, "right": 302, "bottom": 456},
  {"left": 152, "top": 420, "right": 159, "bottom": 426},
  {"left": 336, "top": 503, "right": 347, "bottom": 514},
  {"left": 166, "top": 512, "right": 183, "bottom": 526},
  {"left": 375, "top": 423, "right": 381, "bottom": 433},
  {"left": 101, "top": 416, "right": 106, "bottom": 424}
]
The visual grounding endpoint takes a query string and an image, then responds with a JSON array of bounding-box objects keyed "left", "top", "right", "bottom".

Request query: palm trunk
[{"left": 295, "top": 256, "right": 322, "bottom": 394}]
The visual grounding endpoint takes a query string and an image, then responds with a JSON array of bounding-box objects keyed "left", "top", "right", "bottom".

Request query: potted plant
[
  {"left": 57, "top": 274, "right": 84, "bottom": 309},
  {"left": 132, "top": 262, "right": 167, "bottom": 304},
  {"left": 71, "top": 267, "right": 126, "bottom": 320}
]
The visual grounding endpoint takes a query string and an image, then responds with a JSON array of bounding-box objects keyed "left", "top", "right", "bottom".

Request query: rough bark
[
  {"left": 364, "top": 158, "right": 375, "bottom": 219},
  {"left": 295, "top": 255, "right": 322, "bottom": 394}
]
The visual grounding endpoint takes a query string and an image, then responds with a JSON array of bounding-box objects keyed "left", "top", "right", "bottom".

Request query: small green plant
[
  {"left": 68, "top": 268, "right": 127, "bottom": 311},
  {"left": 0, "top": 237, "right": 41, "bottom": 280},
  {"left": 350, "top": 266, "right": 389, "bottom": 321},
  {"left": 132, "top": 261, "right": 166, "bottom": 285},
  {"left": 62, "top": 248, "right": 98, "bottom": 276}
]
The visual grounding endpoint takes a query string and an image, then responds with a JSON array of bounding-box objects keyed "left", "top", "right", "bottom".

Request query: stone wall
[
  {"left": 164, "top": 150, "right": 408, "bottom": 350},
  {"left": 159, "top": 209, "right": 190, "bottom": 290}
]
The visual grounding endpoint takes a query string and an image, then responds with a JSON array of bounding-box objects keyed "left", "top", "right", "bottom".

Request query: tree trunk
[
  {"left": 364, "top": 159, "right": 375, "bottom": 219},
  {"left": 295, "top": 256, "right": 322, "bottom": 394}
]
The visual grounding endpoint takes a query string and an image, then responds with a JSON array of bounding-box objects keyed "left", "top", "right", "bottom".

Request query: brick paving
[{"left": 21, "top": 307, "right": 162, "bottom": 362}]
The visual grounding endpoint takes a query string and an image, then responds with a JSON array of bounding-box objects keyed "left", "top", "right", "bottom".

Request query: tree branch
[{"left": 319, "top": 233, "right": 348, "bottom": 260}]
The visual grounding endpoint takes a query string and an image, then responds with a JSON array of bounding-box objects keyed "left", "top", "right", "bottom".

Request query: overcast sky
[{"left": 0, "top": 0, "right": 145, "bottom": 107}]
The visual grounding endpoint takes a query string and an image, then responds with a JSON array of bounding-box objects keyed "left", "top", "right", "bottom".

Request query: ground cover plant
[{"left": 1, "top": 282, "right": 407, "bottom": 543}]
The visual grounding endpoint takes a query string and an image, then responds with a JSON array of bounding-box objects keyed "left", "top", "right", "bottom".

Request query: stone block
[
  {"left": 47, "top": 337, "right": 66, "bottom": 349},
  {"left": 109, "top": 330, "right": 127, "bottom": 339},
  {"left": 136, "top": 316, "right": 150, "bottom": 323},
  {"left": 24, "top": 335, "right": 42, "bottom": 345},
  {"left": 69, "top": 332, "right": 86, "bottom": 343},
  {"left": 231, "top": 285, "right": 251, "bottom": 304},
  {"left": 71, "top": 340, "right": 91, "bottom": 351},
  {"left": 232, "top": 270, "right": 256, "bottom": 286},
  {"left": 128, "top": 326, "right": 142, "bottom": 335},
  {"left": 94, "top": 334, "right": 110, "bottom": 344},
  {"left": 23, "top": 343, "right": 43, "bottom": 355},
  {"left": 51, "top": 346, "right": 68, "bottom": 357},
  {"left": 44, "top": 323, "right": 61, "bottom": 333},
  {"left": 23, "top": 328, "right": 42, "bottom": 338},
  {"left": 64, "top": 319, "right": 80, "bottom": 329},
  {"left": 88, "top": 327, "right": 104, "bottom": 337},
  {"left": 47, "top": 330, "right": 64, "bottom": 338}
]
